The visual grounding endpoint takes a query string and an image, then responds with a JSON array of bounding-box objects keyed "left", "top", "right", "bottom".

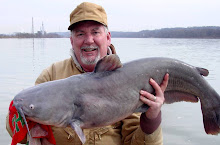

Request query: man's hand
[{"left": 140, "top": 73, "right": 169, "bottom": 119}]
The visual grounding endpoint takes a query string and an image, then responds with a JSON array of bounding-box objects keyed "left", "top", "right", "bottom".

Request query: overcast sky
[{"left": 1, "top": 0, "right": 220, "bottom": 34}]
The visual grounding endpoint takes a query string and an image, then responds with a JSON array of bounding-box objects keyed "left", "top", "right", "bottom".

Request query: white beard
[
  {"left": 80, "top": 53, "right": 100, "bottom": 65},
  {"left": 79, "top": 46, "right": 100, "bottom": 65}
]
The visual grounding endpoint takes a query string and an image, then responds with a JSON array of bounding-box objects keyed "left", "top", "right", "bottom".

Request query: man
[{"left": 7, "top": 2, "right": 169, "bottom": 145}]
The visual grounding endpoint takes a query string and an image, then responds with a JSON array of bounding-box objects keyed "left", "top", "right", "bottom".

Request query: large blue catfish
[{"left": 13, "top": 54, "right": 220, "bottom": 143}]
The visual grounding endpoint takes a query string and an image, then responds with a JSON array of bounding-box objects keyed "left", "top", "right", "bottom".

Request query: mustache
[{"left": 81, "top": 46, "right": 99, "bottom": 50}]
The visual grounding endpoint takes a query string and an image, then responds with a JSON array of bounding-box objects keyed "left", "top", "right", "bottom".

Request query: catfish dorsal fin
[
  {"left": 94, "top": 54, "right": 123, "bottom": 73},
  {"left": 196, "top": 67, "right": 209, "bottom": 76}
]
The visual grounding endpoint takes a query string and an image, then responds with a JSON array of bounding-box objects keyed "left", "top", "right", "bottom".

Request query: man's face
[{"left": 70, "top": 21, "right": 111, "bottom": 72}]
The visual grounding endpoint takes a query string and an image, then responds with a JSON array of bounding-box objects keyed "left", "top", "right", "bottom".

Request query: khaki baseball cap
[{"left": 68, "top": 2, "right": 108, "bottom": 30}]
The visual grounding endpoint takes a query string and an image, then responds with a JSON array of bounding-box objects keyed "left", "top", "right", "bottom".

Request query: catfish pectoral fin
[{"left": 70, "top": 121, "right": 86, "bottom": 144}]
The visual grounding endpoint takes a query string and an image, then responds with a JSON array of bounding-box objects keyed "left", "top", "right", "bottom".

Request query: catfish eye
[{"left": 29, "top": 104, "right": 35, "bottom": 110}]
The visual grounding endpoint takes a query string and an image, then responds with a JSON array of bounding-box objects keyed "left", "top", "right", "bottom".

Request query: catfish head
[
  {"left": 13, "top": 86, "right": 52, "bottom": 125},
  {"left": 13, "top": 82, "right": 74, "bottom": 128}
]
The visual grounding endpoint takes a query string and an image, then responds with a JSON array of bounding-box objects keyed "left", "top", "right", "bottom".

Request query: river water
[{"left": 0, "top": 38, "right": 220, "bottom": 144}]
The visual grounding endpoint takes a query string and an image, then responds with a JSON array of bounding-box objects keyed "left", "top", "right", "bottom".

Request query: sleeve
[
  {"left": 121, "top": 112, "right": 163, "bottom": 145},
  {"left": 140, "top": 111, "right": 162, "bottom": 134},
  {"left": 6, "top": 113, "right": 27, "bottom": 144}
]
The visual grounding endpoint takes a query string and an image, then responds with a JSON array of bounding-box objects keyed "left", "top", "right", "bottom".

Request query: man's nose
[{"left": 84, "top": 34, "right": 94, "bottom": 44}]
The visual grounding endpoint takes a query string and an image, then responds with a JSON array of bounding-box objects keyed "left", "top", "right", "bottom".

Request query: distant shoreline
[{"left": 1, "top": 26, "right": 220, "bottom": 39}]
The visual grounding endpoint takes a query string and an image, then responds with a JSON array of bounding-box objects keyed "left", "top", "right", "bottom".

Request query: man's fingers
[
  {"left": 140, "top": 95, "right": 156, "bottom": 107},
  {"left": 160, "top": 73, "right": 169, "bottom": 93},
  {"left": 149, "top": 78, "right": 163, "bottom": 96},
  {"left": 140, "top": 90, "right": 156, "bottom": 102}
]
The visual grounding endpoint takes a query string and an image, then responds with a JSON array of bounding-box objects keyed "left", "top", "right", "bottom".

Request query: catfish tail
[{"left": 201, "top": 90, "right": 220, "bottom": 135}]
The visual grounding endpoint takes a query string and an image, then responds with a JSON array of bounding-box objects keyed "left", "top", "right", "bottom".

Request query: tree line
[
  {"left": 1, "top": 26, "right": 220, "bottom": 38},
  {"left": 111, "top": 26, "right": 220, "bottom": 38},
  {"left": 0, "top": 32, "right": 62, "bottom": 38}
]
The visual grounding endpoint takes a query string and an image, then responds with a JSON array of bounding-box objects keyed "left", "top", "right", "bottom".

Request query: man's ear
[
  {"left": 107, "top": 32, "right": 111, "bottom": 46},
  {"left": 70, "top": 35, "right": 73, "bottom": 46}
]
